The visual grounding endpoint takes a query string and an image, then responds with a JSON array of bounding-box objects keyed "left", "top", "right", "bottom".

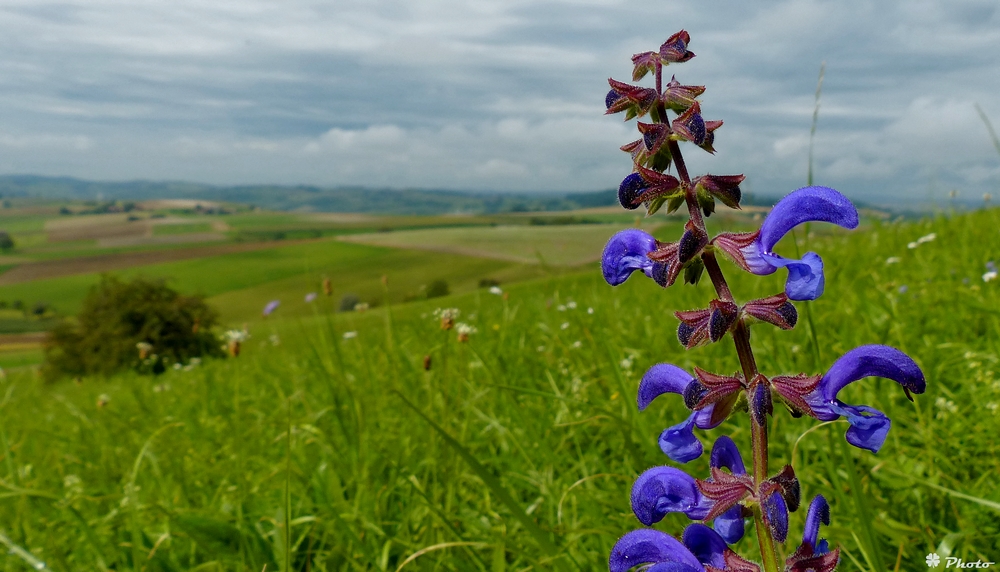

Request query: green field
[
  {"left": 339, "top": 221, "right": 680, "bottom": 266},
  {"left": 0, "top": 207, "right": 995, "bottom": 571},
  {"left": 0, "top": 239, "right": 547, "bottom": 322}
]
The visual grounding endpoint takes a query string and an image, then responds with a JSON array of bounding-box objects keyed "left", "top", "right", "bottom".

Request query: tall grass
[{"left": 0, "top": 210, "right": 997, "bottom": 570}]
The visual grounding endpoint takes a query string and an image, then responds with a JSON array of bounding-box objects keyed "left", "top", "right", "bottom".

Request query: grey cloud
[{"left": 0, "top": 0, "right": 997, "bottom": 205}]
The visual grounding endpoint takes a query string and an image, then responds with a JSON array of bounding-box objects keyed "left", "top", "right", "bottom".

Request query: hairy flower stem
[{"left": 658, "top": 79, "right": 780, "bottom": 570}]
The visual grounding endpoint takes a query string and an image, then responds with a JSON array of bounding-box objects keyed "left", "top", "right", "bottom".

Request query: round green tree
[{"left": 43, "top": 275, "right": 223, "bottom": 380}]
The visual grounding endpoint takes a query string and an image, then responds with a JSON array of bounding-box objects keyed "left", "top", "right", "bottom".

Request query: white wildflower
[
  {"left": 455, "top": 323, "right": 477, "bottom": 335},
  {"left": 572, "top": 340, "right": 582, "bottom": 348},
  {"left": 560, "top": 322, "right": 570, "bottom": 330},
  {"left": 983, "top": 271, "right": 997, "bottom": 282},
  {"left": 935, "top": 397, "right": 958, "bottom": 419},
  {"left": 223, "top": 329, "right": 250, "bottom": 342},
  {"left": 587, "top": 307, "right": 594, "bottom": 314},
  {"left": 557, "top": 304, "right": 566, "bottom": 312},
  {"left": 885, "top": 257, "right": 901, "bottom": 265},
  {"left": 433, "top": 308, "right": 460, "bottom": 320},
  {"left": 488, "top": 286, "right": 503, "bottom": 295},
  {"left": 342, "top": 331, "right": 358, "bottom": 339},
  {"left": 567, "top": 301, "right": 577, "bottom": 309}
]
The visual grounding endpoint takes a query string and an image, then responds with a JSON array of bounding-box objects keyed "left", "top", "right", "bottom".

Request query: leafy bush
[
  {"left": 338, "top": 293, "right": 360, "bottom": 312},
  {"left": 426, "top": 279, "right": 450, "bottom": 298},
  {"left": 43, "top": 276, "right": 222, "bottom": 380},
  {"left": 0, "top": 231, "right": 14, "bottom": 252}
]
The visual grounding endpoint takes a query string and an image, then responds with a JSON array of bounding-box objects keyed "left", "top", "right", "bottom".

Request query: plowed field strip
[{"left": 0, "top": 241, "right": 311, "bottom": 285}]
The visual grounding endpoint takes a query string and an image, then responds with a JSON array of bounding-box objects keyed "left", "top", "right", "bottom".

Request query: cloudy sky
[{"left": 1, "top": 0, "right": 999, "bottom": 204}]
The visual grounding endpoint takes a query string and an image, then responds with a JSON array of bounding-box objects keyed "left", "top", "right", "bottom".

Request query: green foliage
[
  {"left": 43, "top": 275, "right": 222, "bottom": 380},
  {"left": 426, "top": 278, "right": 450, "bottom": 298},
  {"left": 0, "top": 231, "right": 13, "bottom": 252}
]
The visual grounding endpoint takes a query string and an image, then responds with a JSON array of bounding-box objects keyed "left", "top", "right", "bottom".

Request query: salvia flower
[
  {"left": 785, "top": 496, "right": 840, "bottom": 572},
  {"left": 630, "top": 466, "right": 711, "bottom": 525},
  {"left": 638, "top": 363, "right": 722, "bottom": 462},
  {"left": 609, "top": 528, "right": 705, "bottom": 572},
  {"left": 707, "top": 437, "right": 747, "bottom": 543},
  {"left": 602, "top": 229, "right": 658, "bottom": 285},
  {"left": 805, "top": 344, "right": 925, "bottom": 453},
  {"left": 713, "top": 186, "right": 859, "bottom": 301}
]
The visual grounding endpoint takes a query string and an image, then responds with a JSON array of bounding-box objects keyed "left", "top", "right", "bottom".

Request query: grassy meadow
[{"left": 0, "top": 205, "right": 995, "bottom": 571}]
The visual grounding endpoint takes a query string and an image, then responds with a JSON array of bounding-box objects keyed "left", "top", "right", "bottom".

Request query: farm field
[
  {"left": 0, "top": 200, "right": 705, "bottom": 362},
  {"left": 0, "top": 207, "right": 995, "bottom": 570}
]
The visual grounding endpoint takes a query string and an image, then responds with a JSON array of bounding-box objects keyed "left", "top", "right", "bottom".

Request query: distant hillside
[{"left": 0, "top": 175, "right": 620, "bottom": 215}]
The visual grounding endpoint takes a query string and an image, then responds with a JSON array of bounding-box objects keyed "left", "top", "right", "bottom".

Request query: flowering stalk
[{"left": 603, "top": 31, "right": 926, "bottom": 572}]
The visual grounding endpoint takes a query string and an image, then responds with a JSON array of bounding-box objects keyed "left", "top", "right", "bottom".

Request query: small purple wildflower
[
  {"left": 714, "top": 186, "right": 859, "bottom": 300},
  {"left": 805, "top": 345, "right": 925, "bottom": 453},
  {"left": 305, "top": 292, "right": 318, "bottom": 303},
  {"left": 263, "top": 300, "right": 280, "bottom": 316},
  {"left": 638, "top": 363, "right": 721, "bottom": 462}
]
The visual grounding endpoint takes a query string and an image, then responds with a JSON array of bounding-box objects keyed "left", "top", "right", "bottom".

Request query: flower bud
[
  {"left": 630, "top": 51, "right": 659, "bottom": 81},
  {"left": 699, "top": 120, "right": 723, "bottom": 154},
  {"left": 771, "top": 464, "right": 801, "bottom": 513},
  {"left": 693, "top": 174, "right": 744, "bottom": 210},
  {"left": 743, "top": 293, "right": 798, "bottom": 330},
  {"left": 678, "top": 220, "right": 709, "bottom": 264},
  {"left": 618, "top": 172, "right": 649, "bottom": 210},
  {"left": 762, "top": 491, "right": 789, "bottom": 543},
  {"left": 672, "top": 101, "right": 706, "bottom": 145},
  {"left": 606, "top": 78, "right": 658, "bottom": 118},
  {"left": 659, "top": 30, "right": 695, "bottom": 64},
  {"left": 749, "top": 376, "right": 772, "bottom": 427},
  {"left": 708, "top": 300, "right": 739, "bottom": 342},
  {"left": 662, "top": 75, "right": 705, "bottom": 112}
]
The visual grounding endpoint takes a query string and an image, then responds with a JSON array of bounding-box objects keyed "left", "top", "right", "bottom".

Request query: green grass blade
[{"left": 394, "top": 390, "right": 576, "bottom": 571}]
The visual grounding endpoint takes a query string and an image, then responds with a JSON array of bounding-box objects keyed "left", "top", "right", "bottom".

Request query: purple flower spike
[
  {"left": 602, "top": 229, "right": 658, "bottom": 286},
  {"left": 802, "top": 495, "right": 831, "bottom": 554},
  {"left": 741, "top": 186, "right": 859, "bottom": 300},
  {"left": 631, "top": 466, "right": 712, "bottom": 525},
  {"left": 610, "top": 529, "right": 705, "bottom": 572},
  {"left": 638, "top": 364, "right": 720, "bottom": 463},
  {"left": 807, "top": 345, "right": 925, "bottom": 453},
  {"left": 263, "top": 300, "right": 280, "bottom": 316},
  {"left": 709, "top": 436, "right": 747, "bottom": 543}
]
